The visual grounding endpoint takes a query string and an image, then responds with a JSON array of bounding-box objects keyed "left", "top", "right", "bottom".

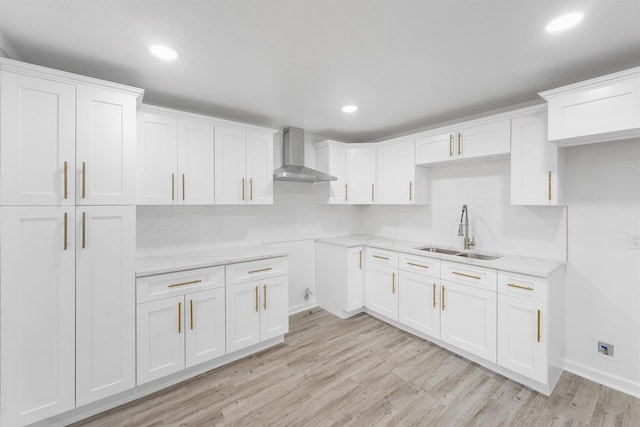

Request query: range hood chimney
[{"left": 273, "top": 127, "right": 337, "bottom": 183}]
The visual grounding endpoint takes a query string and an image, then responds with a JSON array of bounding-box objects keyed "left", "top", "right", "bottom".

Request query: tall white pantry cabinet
[{"left": 0, "top": 59, "right": 143, "bottom": 426}]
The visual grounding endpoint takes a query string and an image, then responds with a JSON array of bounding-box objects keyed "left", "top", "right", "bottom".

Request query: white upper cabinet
[
  {"left": 215, "top": 126, "right": 274, "bottom": 205},
  {"left": 1, "top": 71, "right": 76, "bottom": 205},
  {"left": 178, "top": 118, "right": 215, "bottom": 204},
  {"left": 540, "top": 66, "right": 640, "bottom": 146},
  {"left": 137, "top": 111, "right": 178, "bottom": 205},
  {"left": 376, "top": 140, "right": 428, "bottom": 205},
  {"left": 347, "top": 146, "right": 376, "bottom": 205},
  {"left": 315, "top": 141, "right": 349, "bottom": 204},
  {"left": 76, "top": 85, "right": 136, "bottom": 205},
  {"left": 416, "top": 118, "right": 510, "bottom": 165},
  {"left": 511, "top": 107, "right": 565, "bottom": 206}
]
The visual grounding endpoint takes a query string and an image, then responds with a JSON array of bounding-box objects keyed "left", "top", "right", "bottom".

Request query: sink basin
[
  {"left": 415, "top": 246, "right": 460, "bottom": 255},
  {"left": 455, "top": 253, "right": 501, "bottom": 261}
]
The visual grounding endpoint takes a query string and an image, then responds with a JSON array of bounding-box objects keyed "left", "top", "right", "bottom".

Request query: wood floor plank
[{"left": 72, "top": 309, "right": 640, "bottom": 427}]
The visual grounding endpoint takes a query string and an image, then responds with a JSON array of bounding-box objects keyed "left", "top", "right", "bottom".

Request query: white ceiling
[{"left": 1, "top": 0, "right": 639, "bottom": 142}]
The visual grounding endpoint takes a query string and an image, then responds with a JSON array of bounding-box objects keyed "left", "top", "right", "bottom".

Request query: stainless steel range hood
[{"left": 273, "top": 127, "right": 337, "bottom": 182}]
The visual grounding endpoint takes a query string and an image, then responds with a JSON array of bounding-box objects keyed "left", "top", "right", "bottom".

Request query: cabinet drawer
[
  {"left": 498, "top": 271, "right": 548, "bottom": 303},
  {"left": 225, "top": 257, "right": 288, "bottom": 286},
  {"left": 137, "top": 266, "right": 224, "bottom": 304},
  {"left": 366, "top": 247, "right": 398, "bottom": 268},
  {"left": 398, "top": 253, "right": 440, "bottom": 277},
  {"left": 441, "top": 261, "right": 497, "bottom": 292}
]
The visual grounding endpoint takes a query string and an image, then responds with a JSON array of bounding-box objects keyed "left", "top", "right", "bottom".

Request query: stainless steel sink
[
  {"left": 455, "top": 253, "right": 501, "bottom": 260},
  {"left": 415, "top": 246, "right": 460, "bottom": 255}
]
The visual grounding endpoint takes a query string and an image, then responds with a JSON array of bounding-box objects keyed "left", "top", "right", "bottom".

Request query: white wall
[
  {"left": 563, "top": 138, "right": 640, "bottom": 397},
  {"left": 361, "top": 157, "right": 567, "bottom": 261}
]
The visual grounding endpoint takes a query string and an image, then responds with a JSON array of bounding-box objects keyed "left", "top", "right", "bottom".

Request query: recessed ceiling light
[
  {"left": 342, "top": 105, "right": 358, "bottom": 113},
  {"left": 149, "top": 44, "right": 178, "bottom": 61},
  {"left": 545, "top": 12, "right": 584, "bottom": 33}
]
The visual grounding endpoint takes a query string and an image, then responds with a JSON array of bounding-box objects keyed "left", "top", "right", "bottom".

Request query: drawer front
[
  {"left": 366, "top": 247, "right": 399, "bottom": 268},
  {"left": 137, "top": 266, "right": 225, "bottom": 303},
  {"left": 498, "top": 271, "right": 548, "bottom": 303},
  {"left": 398, "top": 253, "right": 440, "bottom": 278},
  {"left": 225, "top": 257, "right": 288, "bottom": 286},
  {"left": 441, "top": 261, "right": 497, "bottom": 292}
]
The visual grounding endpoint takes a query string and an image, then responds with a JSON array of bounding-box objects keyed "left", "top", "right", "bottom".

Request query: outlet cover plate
[{"left": 628, "top": 233, "right": 640, "bottom": 250}]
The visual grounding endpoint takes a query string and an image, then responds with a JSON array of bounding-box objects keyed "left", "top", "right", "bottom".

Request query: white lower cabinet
[
  {"left": 136, "top": 266, "right": 226, "bottom": 385},
  {"left": 226, "top": 259, "right": 289, "bottom": 353},
  {"left": 365, "top": 249, "right": 399, "bottom": 321},
  {"left": 398, "top": 253, "right": 441, "bottom": 339},
  {"left": 315, "top": 243, "right": 364, "bottom": 318}
]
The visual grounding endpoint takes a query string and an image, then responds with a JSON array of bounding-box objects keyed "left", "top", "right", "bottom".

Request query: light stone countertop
[
  {"left": 136, "top": 246, "right": 288, "bottom": 277},
  {"left": 316, "top": 235, "right": 565, "bottom": 278}
]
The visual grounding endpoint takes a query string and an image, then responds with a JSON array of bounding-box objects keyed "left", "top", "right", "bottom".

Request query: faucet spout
[{"left": 458, "top": 204, "right": 475, "bottom": 250}]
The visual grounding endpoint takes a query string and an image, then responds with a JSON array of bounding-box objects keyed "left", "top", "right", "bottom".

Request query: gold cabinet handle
[
  {"left": 82, "top": 161, "right": 86, "bottom": 199},
  {"left": 507, "top": 283, "right": 534, "bottom": 291},
  {"left": 373, "top": 255, "right": 389, "bottom": 260},
  {"left": 171, "top": 173, "right": 175, "bottom": 201},
  {"left": 82, "top": 211, "right": 86, "bottom": 249},
  {"left": 432, "top": 283, "right": 437, "bottom": 308},
  {"left": 449, "top": 134, "right": 453, "bottom": 157},
  {"left": 457, "top": 132, "right": 462, "bottom": 156},
  {"left": 392, "top": 272, "right": 396, "bottom": 294},
  {"left": 63, "top": 212, "right": 68, "bottom": 251},
  {"left": 190, "top": 299, "right": 194, "bottom": 330},
  {"left": 407, "top": 262, "right": 429, "bottom": 269},
  {"left": 168, "top": 279, "right": 202, "bottom": 288},
  {"left": 537, "top": 309, "right": 541, "bottom": 342},
  {"left": 242, "top": 177, "right": 245, "bottom": 201},
  {"left": 255, "top": 286, "right": 259, "bottom": 312},
  {"left": 359, "top": 250, "right": 362, "bottom": 270},
  {"left": 178, "top": 302, "right": 182, "bottom": 333},
  {"left": 250, "top": 178, "right": 253, "bottom": 201},
  {"left": 249, "top": 267, "right": 272, "bottom": 274},
  {"left": 442, "top": 285, "right": 445, "bottom": 310},
  {"left": 371, "top": 183, "right": 375, "bottom": 202},
  {"left": 452, "top": 271, "right": 481, "bottom": 280},
  {"left": 409, "top": 181, "right": 413, "bottom": 202},
  {"left": 548, "top": 171, "right": 552, "bottom": 201},
  {"left": 345, "top": 184, "right": 348, "bottom": 201},
  {"left": 182, "top": 174, "right": 185, "bottom": 201},
  {"left": 63, "top": 161, "right": 68, "bottom": 199},
  {"left": 263, "top": 284, "right": 267, "bottom": 310}
]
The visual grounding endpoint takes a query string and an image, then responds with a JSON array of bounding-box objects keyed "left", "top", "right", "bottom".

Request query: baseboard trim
[
  {"left": 289, "top": 301, "right": 318, "bottom": 315},
  {"left": 563, "top": 358, "right": 640, "bottom": 399}
]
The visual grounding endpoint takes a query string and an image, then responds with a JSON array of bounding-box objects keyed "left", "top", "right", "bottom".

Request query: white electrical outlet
[
  {"left": 627, "top": 233, "right": 640, "bottom": 250},
  {"left": 216, "top": 224, "right": 224, "bottom": 236}
]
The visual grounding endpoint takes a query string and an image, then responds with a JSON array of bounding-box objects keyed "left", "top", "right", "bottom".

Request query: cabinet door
[
  {"left": 1, "top": 71, "right": 76, "bottom": 206},
  {"left": 365, "top": 264, "right": 399, "bottom": 321},
  {"left": 136, "top": 296, "right": 185, "bottom": 385},
  {"left": 440, "top": 280, "right": 497, "bottom": 362},
  {"left": 185, "top": 288, "right": 226, "bottom": 368},
  {"left": 0, "top": 206, "right": 75, "bottom": 426},
  {"left": 329, "top": 143, "right": 348, "bottom": 204},
  {"left": 348, "top": 147, "right": 376, "bottom": 204},
  {"left": 136, "top": 111, "right": 178, "bottom": 204},
  {"left": 346, "top": 247, "right": 364, "bottom": 312},
  {"left": 399, "top": 272, "right": 440, "bottom": 339},
  {"left": 498, "top": 295, "right": 547, "bottom": 383},
  {"left": 246, "top": 131, "right": 274, "bottom": 205},
  {"left": 511, "top": 111, "right": 561, "bottom": 205},
  {"left": 77, "top": 86, "right": 136, "bottom": 205},
  {"left": 226, "top": 282, "right": 260, "bottom": 353},
  {"left": 177, "top": 118, "right": 215, "bottom": 204},
  {"left": 376, "top": 141, "right": 415, "bottom": 204},
  {"left": 260, "top": 276, "right": 289, "bottom": 341},
  {"left": 457, "top": 120, "right": 511, "bottom": 159},
  {"left": 415, "top": 132, "right": 454, "bottom": 164},
  {"left": 214, "top": 126, "right": 246, "bottom": 205},
  {"left": 76, "top": 206, "right": 135, "bottom": 405}
]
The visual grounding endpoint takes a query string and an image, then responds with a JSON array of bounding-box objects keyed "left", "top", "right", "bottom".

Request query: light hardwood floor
[{"left": 74, "top": 309, "right": 640, "bottom": 426}]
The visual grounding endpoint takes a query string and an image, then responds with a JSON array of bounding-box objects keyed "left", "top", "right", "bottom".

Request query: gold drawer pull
[
  {"left": 452, "top": 271, "right": 481, "bottom": 280},
  {"left": 442, "top": 285, "right": 445, "bottom": 310},
  {"left": 359, "top": 250, "right": 362, "bottom": 269},
  {"left": 372, "top": 255, "right": 389, "bottom": 260},
  {"left": 537, "top": 309, "right": 541, "bottom": 342},
  {"left": 190, "top": 299, "right": 194, "bottom": 330},
  {"left": 249, "top": 267, "right": 273, "bottom": 274},
  {"left": 507, "top": 283, "right": 534, "bottom": 291},
  {"left": 171, "top": 173, "right": 175, "bottom": 201},
  {"left": 409, "top": 181, "right": 413, "bottom": 202},
  {"left": 392, "top": 272, "right": 396, "bottom": 294},
  {"left": 548, "top": 171, "right": 552, "bottom": 201},
  {"left": 82, "top": 211, "right": 86, "bottom": 249},
  {"left": 63, "top": 212, "right": 68, "bottom": 251},
  {"left": 182, "top": 174, "right": 185, "bottom": 201},
  {"left": 63, "top": 161, "right": 68, "bottom": 199},
  {"left": 168, "top": 279, "right": 202, "bottom": 288},
  {"left": 178, "top": 302, "right": 182, "bottom": 333},
  {"left": 432, "top": 283, "right": 436, "bottom": 308},
  {"left": 263, "top": 284, "right": 267, "bottom": 310},
  {"left": 82, "top": 161, "right": 86, "bottom": 199},
  {"left": 407, "top": 262, "right": 429, "bottom": 269},
  {"left": 344, "top": 184, "right": 348, "bottom": 201},
  {"left": 449, "top": 134, "right": 453, "bottom": 157},
  {"left": 255, "top": 286, "right": 259, "bottom": 312}
]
